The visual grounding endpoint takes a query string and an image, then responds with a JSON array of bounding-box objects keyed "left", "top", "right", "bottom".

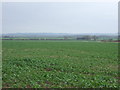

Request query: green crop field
[{"left": 2, "top": 40, "right": 118, "bottom": 88}]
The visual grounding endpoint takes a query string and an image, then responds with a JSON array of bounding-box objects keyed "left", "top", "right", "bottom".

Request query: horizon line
[{"left": 2, "top": 32, "right": 118, "bottom": 34}]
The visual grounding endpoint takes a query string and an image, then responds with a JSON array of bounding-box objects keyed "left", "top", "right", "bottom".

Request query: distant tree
[
  {"left": 119, "top": 35, "right": 120, "bottom": 40},
  {"left": 64, "top": 36, "right": 68, "bottom": 40},
  {"left": 84, "top": 35, "right": 91, "bottom": 40},
  {"left": 93, "top": 35, "right": 97, "bottom": 41},
  {"left": 108, "top": 39, "right": 113, "bottom": 42}
]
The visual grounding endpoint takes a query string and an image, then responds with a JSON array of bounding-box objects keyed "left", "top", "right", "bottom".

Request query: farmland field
[{"left": 2, "top": 40, "right": 118, "bottom": 88}]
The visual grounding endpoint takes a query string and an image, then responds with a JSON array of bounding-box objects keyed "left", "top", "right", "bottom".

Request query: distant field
[{"left": 2, "top": 40, "right": 118, "bottom": 88}]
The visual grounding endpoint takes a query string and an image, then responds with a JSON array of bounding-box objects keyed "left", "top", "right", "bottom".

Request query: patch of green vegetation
[{"left": 2, "top": 40, "right": 118, "bottom": 88}]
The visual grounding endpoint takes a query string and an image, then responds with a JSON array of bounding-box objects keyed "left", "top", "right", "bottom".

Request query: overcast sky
[{"left": 2, "top": 2, "right": 118, "bottom": 34}]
